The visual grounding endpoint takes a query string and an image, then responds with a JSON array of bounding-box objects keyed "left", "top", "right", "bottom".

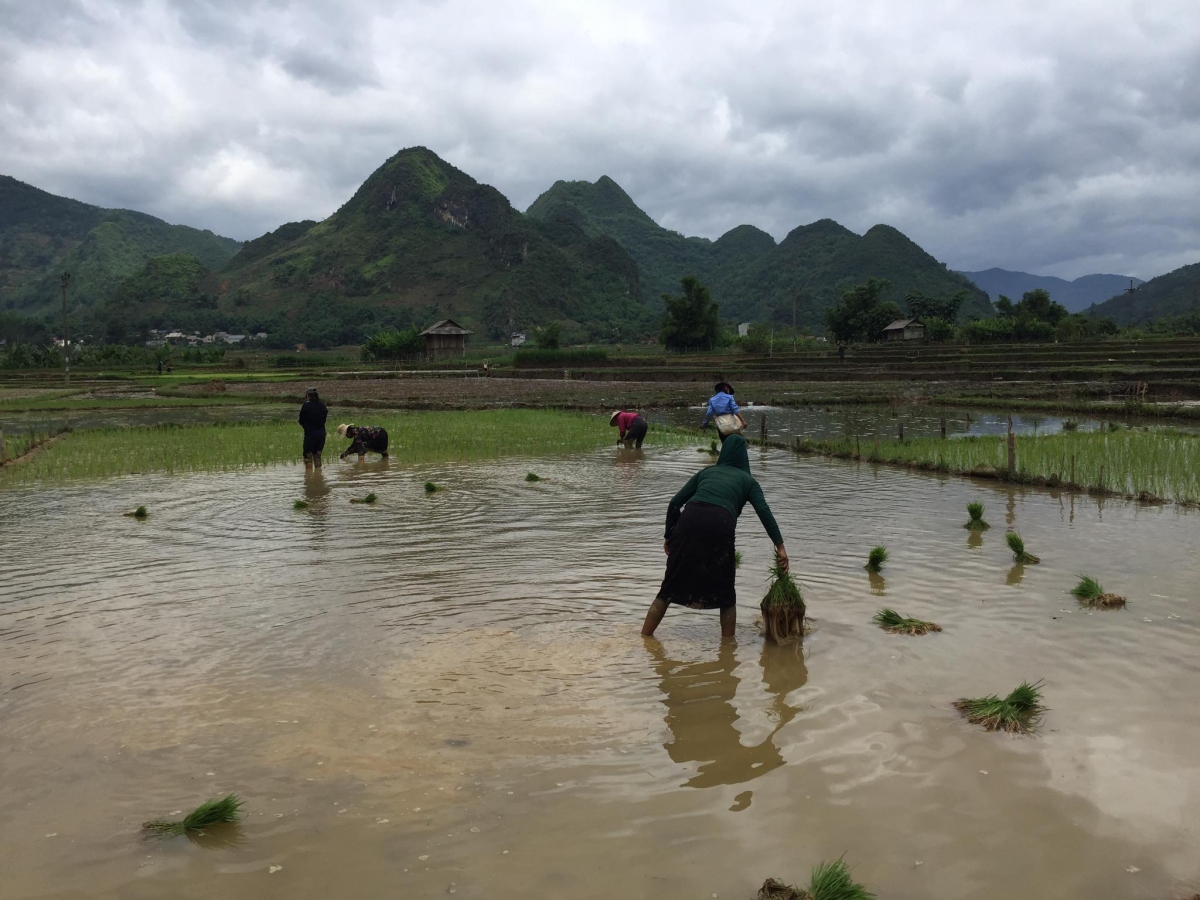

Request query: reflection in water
[
  {"left": 868, "top": 571, "right": 887, "bottom": 595},
  {"left": 1006, "top": 564, "right": 1025, "bottom": 586},
  {"left": 1006, "top": 491, "right": 1016, "bottom": 527},
  {"left": 647, "top": 639, "right": 807, "bottom": 790},
  {"left": 966, "top": 529, "right": 983, "bottom": 550},
  {"left": 184, "top": 823, "right": 245, "bottom": 850},
  {"left": 303, "top": 468, "right": 331, "bottom": 501}
]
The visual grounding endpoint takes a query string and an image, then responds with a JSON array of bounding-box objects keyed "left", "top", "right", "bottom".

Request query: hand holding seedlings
[{"left": 760, "top": 549, "right": 805, "bottom": 643}]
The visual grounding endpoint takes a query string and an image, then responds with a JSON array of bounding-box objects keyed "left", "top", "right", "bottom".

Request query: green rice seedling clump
[
  {"left": 293, "top": 499, "right": 309, "bottom": 509},
  {"left": 955, "top": 680, "right": 1046, "bottom": 734},
  {"left": 123, "top": 505, "right": 148, "bottom": 518},
  {"left": 424, "top": 481, "right": 440, "bottom": 493},
  {"left": 964, "top": 501, "right": 989, "bottom": 530},
  {"left": 758, "top": 857, "right": 876, "bottom": 900},
  {"left": 143, "top": 794, "right": 243, "bottom": 837},
  {"left": 864, "top": 545, "right": 888, "bottom": 572},
  {"left": 873, "top": 608, "right": 942, "bottom": 635},
  {"left": 525, "top": 472, "right": 541, "bottom": 482},
  {"left": 1071, "top": 575, "right": 1126, "bottom": 609},
  {"left": 350, "top": 492, "right": 378, "bottom": 504},
  {"left": 1005, "top": 531, "right": 1040, "bottom": 564},
  {"left": 734, "top": 550, "right": 743, "bottom": 569},
  {"left": 760, "top": 553, "right": 805, "bottom": 642}
]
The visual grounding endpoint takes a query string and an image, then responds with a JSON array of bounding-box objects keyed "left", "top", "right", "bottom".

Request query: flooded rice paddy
[{"left": 2, "top": 448, "right": 1198, "bottom": 899}]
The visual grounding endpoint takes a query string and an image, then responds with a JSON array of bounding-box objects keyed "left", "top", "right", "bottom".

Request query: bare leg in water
[{"left": 641, "top": 598, "right": 736, "bottom": 638}]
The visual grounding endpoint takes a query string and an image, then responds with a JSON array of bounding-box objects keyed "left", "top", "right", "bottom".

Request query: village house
[
  {"left": 421, "top": 319, "right": 473, "bottom": 358},
  {"left": 882, "top": 318, "right": 926, "bottom": 341}
]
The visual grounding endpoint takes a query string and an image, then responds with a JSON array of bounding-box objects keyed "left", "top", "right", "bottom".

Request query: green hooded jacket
[{"left": 664, "top": 434, "right": 784, "bottom": 546}]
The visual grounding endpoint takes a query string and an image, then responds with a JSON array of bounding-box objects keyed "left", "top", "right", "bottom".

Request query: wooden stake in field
[
  {"left": 898, "top": 421, "right": 904, "bottom": 441},
  {"left": 760, "top": 413, "right": 767, "bottom": 446},
  {"left": 940, "top": 417, "right": 947, "bottom": 439},
  {"left": 1006, "top": 424, "right": 1016, "bottom": 474},
  {"left": 0, "top": 429, "right": 6, "bottom": 464}
]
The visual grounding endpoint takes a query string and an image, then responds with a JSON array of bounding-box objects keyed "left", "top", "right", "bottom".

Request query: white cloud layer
[{"left": 2, "top": 0, "right": 1198, "bottom": 280}]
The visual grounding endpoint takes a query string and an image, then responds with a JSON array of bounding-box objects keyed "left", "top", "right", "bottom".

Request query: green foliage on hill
[
  {"left": 661, "top": 276, "right": 721, "bottom": 350},
  {"left": 0, "top": 175, "right": 240, "bottom": 314},
  {"left": 220, "top": 148, "right": 653, "bottom": 347},
  {"left": 962, "top": 288, "right": 1118, "bottom": 342},
  {"left": 526, "top": 178, "right": 992, "bottom": 329},
  {"left": 1091, "top": 260, "right": 1200, "bottom": 325}
]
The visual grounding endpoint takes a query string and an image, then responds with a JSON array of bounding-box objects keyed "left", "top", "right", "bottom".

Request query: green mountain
[
  {"left": 220, "top": 148, "right": 650, "bottom": 345},
  {"left": 0, "top": 175, "right": 240, "bottom": 314},
  {"left": 526, "top": 178, "right": 992, "bottom": 327},
  {"left": 1090, "top": 261, "right": 1200, "bottom": 325}
]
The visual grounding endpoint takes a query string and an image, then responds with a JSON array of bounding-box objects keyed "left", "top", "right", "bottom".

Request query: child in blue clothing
[{"left": 701, "top": 382, "right": 747, "bottom": 438}]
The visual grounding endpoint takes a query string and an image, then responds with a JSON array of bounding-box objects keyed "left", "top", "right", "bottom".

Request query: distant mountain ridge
[
  {"left": 1091, "top": 262, "right": 1200, "bottom": 325},
  {"left": 0, "top": 175, "right": 240, "bottom": 314},
  {"left": 959, "top": 268, "right": 1142, "bottom": 313},
  {"left": 528, "top": 177, "right": 992, "bottom": 326}
]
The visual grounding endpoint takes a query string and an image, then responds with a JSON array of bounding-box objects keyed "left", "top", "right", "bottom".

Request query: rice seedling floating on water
[
  {"left": 424, "top": 481, "right": 440, "bottom": 493},
  {"left": 864, "top": 545, "right": 888, "bottom": 572},
  {"left": 350, "top": 492, "right": 378, "bottom": 504},
  {"left": 954, "top": 680, "right": 1046, "bottom": 734},
  {"left": 143, "top": 794, "right": 243, "bottom": 837},
  {"left": 964, "top": 502, "right": 989, "bottom": 530},
  {"left": 1070, "top": 574, "right": 1126, "bottom": 609},
  {"left": 293, "top": 499, "right": 309, "bottom": 510},
  {"left": 525, "top": 472, "right": 541, "bottom": 482},
  {"left": 734, "top": 550, "right": 743, "bottom": 569},
  {"left": 1005, "top": 531, "right": 1040, "bottom": 564},
  {"left": 758, "top": 857, "right": 876, "bottom": 900},
  {"left": 760, "top": 552, "right": 805, "bottom": 643},
  {"left": 873, "top": 608, "right": 942, "bottom": 635},
  {"left": 123, "top": 505, "right": 148, "bottom": 518}
]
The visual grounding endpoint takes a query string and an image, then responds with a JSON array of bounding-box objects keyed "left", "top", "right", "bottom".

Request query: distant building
[
  {"left": 882, "top": 319, "right": 925, "bottom": 341},
  {"left": 511, "top": 332, "right": 527, "bottom": 348},
  {"left": 420, "top": 319, "right": 473, "bottom": 358}
]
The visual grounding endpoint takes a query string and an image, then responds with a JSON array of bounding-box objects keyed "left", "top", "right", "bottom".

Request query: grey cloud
[{"left": 0, "top": 0, "right": 1197, "bottom": 282}]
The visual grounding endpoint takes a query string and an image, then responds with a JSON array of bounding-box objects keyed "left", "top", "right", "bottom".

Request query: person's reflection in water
[
  {"left": 647, "top": 639, "right": 807, "bottom": 790},
  {"left": 303, "top": 467, "right": 331, "bottom": 502}
]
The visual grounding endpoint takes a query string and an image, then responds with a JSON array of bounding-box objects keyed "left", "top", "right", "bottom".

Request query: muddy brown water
[{"left": 1, "top": 449, "right": 1198, "bottom": 899}]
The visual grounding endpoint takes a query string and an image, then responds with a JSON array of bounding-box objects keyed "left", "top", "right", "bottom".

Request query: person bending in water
[
  {"left": 641, "top": 434, "right": 787, "bottom": 639},
  {"left": 610, "top": 410, "right": 649, "bottom": 448},
  {"left": 298, "top": 387, "right": 328, "bottom": 469},
  {"left": 337, "top": 424, "right": 390, "bottom": 460},
  {"left": 701, "top": 381, "right": 747, "bottom": 440}
]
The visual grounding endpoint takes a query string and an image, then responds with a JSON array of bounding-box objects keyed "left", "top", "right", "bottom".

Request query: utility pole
[
  {"left": 791, "top": 286, "right": 798, "bottom": 353},
  {"left": 60, "top": 272, "right": 71, "bottom": 384}
]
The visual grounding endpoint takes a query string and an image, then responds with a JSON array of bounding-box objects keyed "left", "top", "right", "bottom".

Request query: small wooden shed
[
  {"left": 420, "top": 319, "right": 473, "bottom": 358},
  {"left": 882, "top": 318, "right": 925, "bottom": 341}
]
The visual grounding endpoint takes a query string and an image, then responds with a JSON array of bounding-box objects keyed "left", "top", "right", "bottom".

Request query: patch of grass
[
  {"left": 865, "top": 545, "right": 888, "bottom": 572},
  {"left": 350, "top": 492, "right": 378, "bottom": 504},
  {"left": 873, "top": 608, "right": 942, "bottom": 635},
  {"left": 525, "top": 472, "right": 541, "bottom": 482},
  {"left": 760, "top": 553, "right": 805, "bottom": 643},
  {"left": 293, "top": 499, "right": 309, "bottom": 509},
  {"left": 954, "top": 680, "right": 1046, "bottom": 734},
  {"left": 1070, "top": 574, "right": 1126, "bottom": 609},
  {"left": 1005, "top": 531, "right": 1040, "bottom": 564},
  {"left": 759, "top": 857, "right": 875, "bottom": 900},
  {"left": 143, "top": 794, "right": 243, "bottom": 837},
  {"left": 2, "top": 410, "right": 703, "bottom": 486},
  {"left": 964, "top": 501, "right": 989, "bottom": 530}
]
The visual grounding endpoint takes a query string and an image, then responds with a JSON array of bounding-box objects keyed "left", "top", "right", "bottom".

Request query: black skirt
[{"left": 656, "top": 501, "right": 737, "bottom": 610}]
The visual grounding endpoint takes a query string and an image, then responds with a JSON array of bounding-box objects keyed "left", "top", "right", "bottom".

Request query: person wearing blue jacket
[{"left": 701, "top": 382, "right": 747, "bottom": 438}]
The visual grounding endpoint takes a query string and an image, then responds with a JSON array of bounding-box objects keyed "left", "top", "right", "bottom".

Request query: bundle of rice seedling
[
  {"left": 873, "top": 608, "right": 942, "bottom": 635},
  {"left": 123, "top": 505, "right": 148, "bottom": 518},
  {"left": 1005, "top": 531, "right": 1040, "bottom": 564},
  {"left": 760, "top": 553, "right": 805, "bottom": 643},
  {"left": 350, "top": 492, "right": 378, "bottom": 504},
  {"left": 143, "top": 794, "right": 243, "bottom": 837},
  {"left": 964, "top": 502, "right": 989, "bottom": 530},
  {"left": 758, "top": 858, "right": 875, "bottom": 900},
  {"left": 525, "top": 472, "right": 542, "bottom": 482},
  {"left": 424, "top": 481, "right": 440, "bottom": 493},
  {"left": 864, "top": 545, "right": 888, "bottom": 572},
  {"left": 734, "top": 550, "right": 743, "bottom": 569},
  {"left": 293, "top": 499, "right": 309, "bottom": 510},
  {"left": 1070, "top": 575, "right": 1126, "bottom": 609},
  {"left": 954, "top": 680, "right": 1046, "bottom": 734}
]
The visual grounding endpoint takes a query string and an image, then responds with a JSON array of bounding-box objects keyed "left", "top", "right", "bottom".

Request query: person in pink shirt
[{"left": 610, "top": 410, "right": 648, "bottom": 448}]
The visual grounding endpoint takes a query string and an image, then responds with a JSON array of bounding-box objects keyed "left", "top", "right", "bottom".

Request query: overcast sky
[{"left": 3, "top": 0, "right": 1198, "bottom": 280}]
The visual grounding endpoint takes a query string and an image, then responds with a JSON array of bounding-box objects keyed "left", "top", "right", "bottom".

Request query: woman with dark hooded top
[{"left": 641, "top": 434, "right": 788, "bottom": 638}]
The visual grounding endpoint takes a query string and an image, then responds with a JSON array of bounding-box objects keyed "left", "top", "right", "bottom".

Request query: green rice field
[
  {"left": 801, "top": 430, "right": 1200, "bottom": 503},
  {"left": 0, "top": 410, "right": 696, "bottom": 485}
]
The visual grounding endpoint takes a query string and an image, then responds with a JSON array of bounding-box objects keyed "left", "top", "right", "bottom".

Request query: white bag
[{"left": 713, "top": 413, "right": 743, "bottom": 437}]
